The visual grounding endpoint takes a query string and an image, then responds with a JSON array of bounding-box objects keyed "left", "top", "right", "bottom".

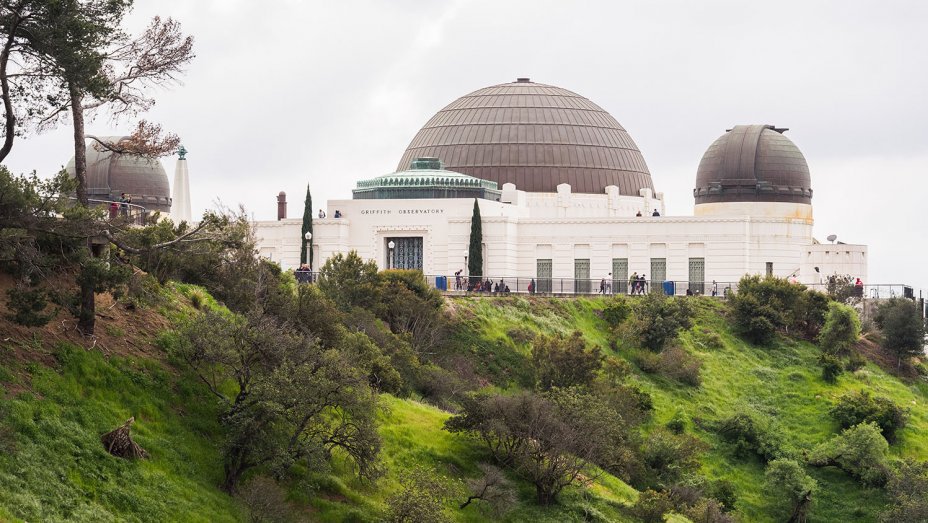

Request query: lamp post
[
  {"left": 304, "top": 231, "right": 312, "bottom": 272},
  {"left": 463, "top": 249, "right": 468, "bottom": 276},
  {"left": 387, "top": 240, "right": 395, "bottom": 270}
]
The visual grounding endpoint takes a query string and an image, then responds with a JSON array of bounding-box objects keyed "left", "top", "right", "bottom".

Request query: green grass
[
  {"left": 450, "top": 296, "right": 928, "bottom": 522},
  {"left": 0, "top": 342, "right": 243, "bottom": 522}
]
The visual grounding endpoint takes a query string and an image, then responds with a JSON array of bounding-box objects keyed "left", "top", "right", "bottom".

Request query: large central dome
[{"left": 396, "top": 79, "right": 654, "bottom": 195}]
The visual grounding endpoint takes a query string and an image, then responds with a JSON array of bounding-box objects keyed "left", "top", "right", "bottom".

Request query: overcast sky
[{"left": 4, "top": 0, "right": 927, "bottom": 289}]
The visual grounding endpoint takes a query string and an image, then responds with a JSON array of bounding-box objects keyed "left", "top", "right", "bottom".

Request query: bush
[
  {"left": 657, "top": 345, "right": 702, "bottom": 386},
  {"left": 631, "top": 489, "right": 675, "bottom": 523},
  {"left": 639, "top": 428, "right": 705, "bottom": 488},
  {"left": 819, "top": 353, "right": 843, "bottom": 383},
  {"left": 729, "top": 275, "right": 827, "bottom": 344},
  {"left": 881, "top": 459, "right": 928, "bottom": 522},
  {"left": 818, "top": 301, "right": 861, "bottom": 356},
  {"left": 5, "top": 286, "right": 53, "bottom": 326},
  {"left": 683, "top": 498, "right": 736, "bottom": 523},
  {"left": 531, "top": 331, "right": 604, "bottom": 390},
  {"left": 236, "top": 476, "right": 294, "bottom": 523},
  {"left": 875, "top": 298, "right": 926, "bottom": 366},
  {"left": 845, "top": 352, "right": 866, "bottom": 372},
  {"left": 632, "top": 293, "right": 693, "bottom": 351},
  {"left": 764, "top": 459, "right": 817, "bottom": 523},
  {"left": 602, "top": 296, "right": 632, "bottom": 327},
  {"left": 830, "top": 391, "right": 908, "bottom": 442},
  {"left": 809, "top": 422, "right": 890, "bottom": 486},
  {"left": 385, "top": 466, "right": 456, "bottom": 523},
  {"left": 717, "top": 411, "right": 786, "bottom": 462}
]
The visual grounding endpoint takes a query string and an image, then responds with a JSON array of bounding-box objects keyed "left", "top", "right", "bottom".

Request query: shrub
[
  {"left": 830, "top": 391, "right": 907, "bottom": 442},
  {"left": 717, "top": 411, "right": 786, "bottom": 462},
  {"left": 236, "top": 476, "right": 294, "bottom": 523},
  {"left": 764, "top": 459, "right": 817, "bottom": 523},
  {"left": 5, "top": 286, "right": 54, "bottom": 327},
  {"left": 631, "top": 489, "right": 675, "bottom": 523},
  {"left": 881, "top": 459, "right": 928, "bottom": 523},
  {"left": 729, "top": 275, "right": 827, "bottom": 344},
  {"left": 188, "top": 289, "right": 205, "bottom": 310},
  {"left": 632, "top": 293, "right": 693, "bottom": 351},
  {"left": 657, "top": 345, "right": 702, "bottom": 386},
  {"left": 506, "top": 326, "right": 534, "bottom": 345},
  {"left": 531, "top": 331, "right": 604, "bottom": 390},
  {"left": 692, "top": 327, "right": 725, "bottom": 350},
  {"left": 875, "top": 298, "right": 926, "bottom": 366},
  {"left": 639, "top": 428, "right": 705, "bottom": 488},
  {"left": 809, "top": 422, "right": 890, "bottom": 486},
  {"left": 683, "top": 498, "right": 736, "bottom": 523},
  {"left": 845, "top": 352, "right": 866, "bottom": 372},
  {"left": 819, "top": 353, "right": 843, "bottom": 383},
  {"left": 385, "top": 466, "right": 456, "bottom": 523},
  {"left": 602, "top": 296, "right": 631, "bottom": 327},
  {"left": 818, "top": 301, "right": 861, "bottom": 356},
  {"left": 666, "top": 409, "right": 689, "bottom": 434},
  {"left": 317, "top": 251, "right": 381, "bottom": 311}
]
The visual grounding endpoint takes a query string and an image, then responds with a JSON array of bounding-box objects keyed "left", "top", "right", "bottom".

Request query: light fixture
[
  {"left": 304, "top": 232, "right": 312, "bottom": 240},
  {"left": 388, "top": 240, "right": 395, "bottom": 249}
]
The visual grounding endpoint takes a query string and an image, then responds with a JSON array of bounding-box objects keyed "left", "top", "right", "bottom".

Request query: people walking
[
  {"left": 528, "top": 278, "right": 536, "bottom": 294},
  {"left": 629, "top": 272, "right": 638, "bottom": 295}
]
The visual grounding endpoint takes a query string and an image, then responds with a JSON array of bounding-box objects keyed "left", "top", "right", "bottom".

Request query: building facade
[{"left": 254, "top": 79, "right": 868, "bottom": 292}]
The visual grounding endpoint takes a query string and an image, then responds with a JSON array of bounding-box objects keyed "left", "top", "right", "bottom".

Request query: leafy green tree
[
  {"left": 881, "top": 459, "right": 928, "bottom": 522},
  {"left": 300, "top": 184, "right": 312, "bottom": 266},
  {"left": 818, "top": 302, "right": 861, "bottom": 356},
  {"left": 531, "top": 331, "right": 604, "bottom": 390},
  {"left": 175, "top": 309, "right": 380, "bottom": 491},
  {"left": 717, "top": 410, "right": 787, "bottom": 462},
  {"left": 730, "top": 276, "right": 829, "bottom": 345},
  {"left": 830, "top": 390, "right": 907, "bottom": 442},
  {"left": 875, "top": 298, "right": 926, "bottom": 367},
  {"left": 765, "top": 458, "right": 817, "bottom": 523},
  {"left": 317, "top": 250, "right": 381, "bottom": 311},
  {"left": 809, "top": 422, "right": 890, "bottom": 486},
  {"left": 445, "top": 388, "right": 627, "bottom": 505},
  {"left": 467, "top": 199, "right": 482, "bottom": 280},
  {"left": 385, "top": 466, "right": 457, "bottom": 523}
]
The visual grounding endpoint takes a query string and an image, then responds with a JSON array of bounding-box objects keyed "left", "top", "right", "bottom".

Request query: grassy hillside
[{"left": 451, "top": 296, "right": 928, "bottom": 522}]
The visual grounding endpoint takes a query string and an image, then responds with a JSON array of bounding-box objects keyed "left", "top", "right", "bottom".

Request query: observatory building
[{"left": 254, "top": 79, "right": 867, "bottom": 291}]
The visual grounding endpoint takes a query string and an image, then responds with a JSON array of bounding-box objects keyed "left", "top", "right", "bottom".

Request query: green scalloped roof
[{"left": 356, "top": 169, "right": 499, "bottom": 190}]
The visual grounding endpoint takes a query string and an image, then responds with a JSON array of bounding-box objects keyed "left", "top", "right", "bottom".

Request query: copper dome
[
  {"left": 65, "top": 137, "right": 172, "bottom": 213},
  {"left": 396, "top": 79, "right": 655, "bottom": 195},
  {"left": 694, "top": 125, "right": 812, "bottom": 205}
]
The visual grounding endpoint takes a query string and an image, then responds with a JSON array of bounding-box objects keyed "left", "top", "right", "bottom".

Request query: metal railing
[{"left": 68, "top": 197, "right": 151, "bottom": 226}]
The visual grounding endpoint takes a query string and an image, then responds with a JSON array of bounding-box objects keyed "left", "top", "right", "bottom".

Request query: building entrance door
[{"left": 387, "top": 237, "right": 423, "bottom": 270}]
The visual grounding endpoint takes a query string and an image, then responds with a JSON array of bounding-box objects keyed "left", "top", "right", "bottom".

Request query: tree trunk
[
  {"left": 69, "top": 81, "right": 89, "bottom": 206},
  {"left": 70, "top": 80, "right": 96, "bottom": 335},
  {"left": 0, "top": 15, "right": 18, "bottom": 163}
]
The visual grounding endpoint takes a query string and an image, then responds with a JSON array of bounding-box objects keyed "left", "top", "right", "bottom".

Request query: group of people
[
  {"left": 634, "top": 208, "right": 662, "bottom": 217},
  {"left": 628, "top": 272, "right": 649, "bottom": 295},
  {"left": 107, "top": 193, "right": 133, "bottom": 220},
  {"left": 317, "top": 209, "right": 342, "bottom": 218},
  {"left": 468, "top": 278, "right": 510, "bottom": 294},
  {"left": 294, "top": 263, "right": 313, "bottom": 283}
]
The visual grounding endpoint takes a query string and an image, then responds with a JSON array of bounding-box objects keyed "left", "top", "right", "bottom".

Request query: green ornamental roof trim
[{"left": 355, "top": 169, "right": 499, "bottom": 191}]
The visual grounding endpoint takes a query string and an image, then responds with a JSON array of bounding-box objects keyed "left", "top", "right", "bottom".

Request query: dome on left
[{"left": 65, "top": 137, "right": 171, "bottom": 213}]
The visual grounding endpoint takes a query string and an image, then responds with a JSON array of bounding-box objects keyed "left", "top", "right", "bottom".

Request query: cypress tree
[
  {"left": 468, "top": 199, "right": 482, "bottom": 281},
  {"left": 301, "top": 184, "right": 313, "bottom": 266}
]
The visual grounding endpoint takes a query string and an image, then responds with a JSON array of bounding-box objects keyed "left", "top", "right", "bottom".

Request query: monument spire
[{"left": 171, "top": 145, "right": 192, "bottom": 223}]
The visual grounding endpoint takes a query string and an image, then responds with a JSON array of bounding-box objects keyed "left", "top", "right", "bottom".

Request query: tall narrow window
[
  {"left": 688, "top": 258, "right": 705, "bottom": 295},
  {"left": 536, "top": 259, "right": 552, "bottom": 293},
  {"left": 574, "top": 259, "right": 591, "bottom": 294},
  {"left": 650, "top": 258, "right": 667, "bottom": 284},
  {"left": 612, "top": 258, "right": 628, "bottom": 294},
  {"left": 766, "top": 262, "right": 773, "bottom": 277}
]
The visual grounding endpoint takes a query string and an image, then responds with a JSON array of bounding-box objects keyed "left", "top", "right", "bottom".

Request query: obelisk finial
[{"left": 177, "top": 144, "right": 188, "bottom": 160}]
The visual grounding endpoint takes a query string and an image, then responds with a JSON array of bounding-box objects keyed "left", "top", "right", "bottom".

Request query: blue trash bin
[
  {"left": 662, "top": 280, "right": 675, "bottom": 296},
  {"left": 435, "top": 276, "right": 447, "bottom": 291}
]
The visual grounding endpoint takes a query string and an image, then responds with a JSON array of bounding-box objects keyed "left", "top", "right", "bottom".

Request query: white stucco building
[{"left": 254, "top": 79, "right": 867, "bottom": 294}]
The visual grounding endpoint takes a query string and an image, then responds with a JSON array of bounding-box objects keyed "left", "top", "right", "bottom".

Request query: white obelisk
[{"left": 171, "top": 145, "right": 192, "bottom": 223}]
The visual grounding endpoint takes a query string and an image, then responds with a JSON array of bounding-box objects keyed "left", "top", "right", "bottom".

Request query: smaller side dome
[
  {"left": 65, "top": 136, "right": 172, "bottom": 212},
  {"left": 694, "top": 125, "right": 812, "bottom": 205}
]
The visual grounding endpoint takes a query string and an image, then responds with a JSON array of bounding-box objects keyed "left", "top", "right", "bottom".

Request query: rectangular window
[
  {"left": 574, "top": 259, "right": 591, "bottom": 294},
  {"left": 766, "top": 262, "right": 773, "bottom": 277},
  {"left": 688, "top": 257, "right": 705, "bottom": 295},
  {"left": 612, "top": 258, "right": 628, "bottom": 294},
  {"left": 536, "top": 259, "right": 552, "bottom": 294},
  {"left": 650, "top": 258, "right": 667, "bottom": 284}
]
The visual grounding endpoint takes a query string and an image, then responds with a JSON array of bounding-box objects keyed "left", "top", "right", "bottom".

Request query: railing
[{"left": 70, "top": 197, "right": 151, "bottom": 226}]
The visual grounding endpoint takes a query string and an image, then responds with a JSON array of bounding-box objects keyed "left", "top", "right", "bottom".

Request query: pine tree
[
  {"left": 301, "top": 184, "right": 313, "bottom": 266},
  {"left": 468, "top": 199, "right": 482, "bottom": 281}
]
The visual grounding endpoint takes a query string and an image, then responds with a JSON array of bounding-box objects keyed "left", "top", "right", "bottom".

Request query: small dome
[
  {"left": 66, "top": 137, "right": 171, "bottom": 213},
  {"left": 694, "top": 125, "right": 812, "bottom": 205},
  {"left": 396, "top": 79, "right": 654, "bottom": 195}
]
